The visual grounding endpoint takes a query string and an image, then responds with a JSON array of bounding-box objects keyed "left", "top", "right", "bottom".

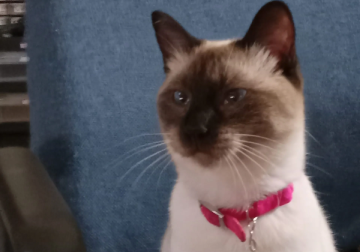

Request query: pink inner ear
[
  {"left": 266, "top": 32, "right": 294, "bottom": 61},
  {"left": 267, "top": 16, "right": 295, "bottom": 61},
  {"left": 242, "top": 2, "right": 296, "bottom": 63}
]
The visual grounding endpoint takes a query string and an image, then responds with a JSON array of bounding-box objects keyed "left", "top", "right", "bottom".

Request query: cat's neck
[{"left": 171, "top": 131, "right": 305, "bottom": 209}]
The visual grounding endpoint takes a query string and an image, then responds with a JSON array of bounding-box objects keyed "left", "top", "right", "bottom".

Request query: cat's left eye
[
  {"left": 174, "top": 91, "right": 189, "bottom": 105},
  {"left": 224, "top": 89, "right": 247, "bottom": 105}
]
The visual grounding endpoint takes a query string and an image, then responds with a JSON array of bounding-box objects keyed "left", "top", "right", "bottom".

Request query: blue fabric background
[{"left": 26, "top": 0, "right": 360, "bottom": 251}]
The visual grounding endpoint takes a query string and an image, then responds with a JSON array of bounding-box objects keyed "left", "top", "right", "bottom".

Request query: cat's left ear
[
  {"left": 152, "top": 11, "right": 201, "bottom": 72},
  {"left": 240, "top": 1, "right": 296, "bottom": 65}
]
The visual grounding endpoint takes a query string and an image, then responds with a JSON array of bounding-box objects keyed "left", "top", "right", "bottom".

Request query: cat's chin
[
  {"left": 172, "top": 150, "right": 223, "bottom": 168},
  {"left": 190, "top": 152, "right": 219, "bottom": 167}
]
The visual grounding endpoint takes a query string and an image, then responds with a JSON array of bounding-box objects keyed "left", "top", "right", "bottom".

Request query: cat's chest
[
  {"left": 170, "top": 206, "right": 275, "bottom": 252},
  {"left": 168, "top": 180, "right": 325, "bottom": 252}
]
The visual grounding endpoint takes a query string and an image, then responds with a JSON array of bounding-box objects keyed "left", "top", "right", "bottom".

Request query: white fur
[
  {"left": 204, "top": 39, "right": 234, "bottom": 48},
  {"left": 161, "top": 129, "right": 336, "bottom": 252},
  {"left": 160, "top": 40, "right": 336, "bottom": 252}
]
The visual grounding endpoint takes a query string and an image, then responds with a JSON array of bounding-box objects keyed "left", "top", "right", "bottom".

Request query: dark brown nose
[
  {"left": 183, "top": 110, "right": 212, "bottom": 136},
  {"left": 181, "top": 108, "right": 219, "bottom": 149}
]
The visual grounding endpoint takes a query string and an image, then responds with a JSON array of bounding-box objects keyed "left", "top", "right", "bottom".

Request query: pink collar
[{"left": 200, "top": 184, "right": 294, "bottom": 242}]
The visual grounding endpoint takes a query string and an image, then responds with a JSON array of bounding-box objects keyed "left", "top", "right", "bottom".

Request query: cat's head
[{"left": 152, "top": 2, "right": 304, "bottom": 173}]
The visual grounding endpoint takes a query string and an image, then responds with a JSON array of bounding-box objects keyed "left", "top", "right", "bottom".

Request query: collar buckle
[{"left": 199, "top": 201, "right": 224, "bottom": 227}]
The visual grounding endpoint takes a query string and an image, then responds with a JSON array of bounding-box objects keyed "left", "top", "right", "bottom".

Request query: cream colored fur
[
  {"left": 160, "top": 42, "right": 336, "bottom": 252},
  {"left": 162, "top": 134, "right": 336, "bottom": 252}
]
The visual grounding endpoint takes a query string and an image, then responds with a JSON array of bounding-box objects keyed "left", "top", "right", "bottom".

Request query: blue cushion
[{"left": 26, "top": 0, "right": 360, "bottom": 251}]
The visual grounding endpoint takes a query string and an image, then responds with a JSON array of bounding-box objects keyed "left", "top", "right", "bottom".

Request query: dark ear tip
[
  {"left": 256, "top": 1, "right": 294, "bottom": 25},
  {"left": 151, "top": 11, "right": 167, "bottom": 25},
  {"left": 264, "top": 1, "right": 289, "bottom": 7},
  {"left": 261, "top": 1, "right": 291, "bottom": 12}
]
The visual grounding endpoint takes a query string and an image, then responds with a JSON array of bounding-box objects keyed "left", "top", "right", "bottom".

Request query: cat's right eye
[
  {"left": 174, "top": 91, "right": 189, "bottom": 105},
  {"left": 223, "top": 89, "right": 247, "bottom": 105}
]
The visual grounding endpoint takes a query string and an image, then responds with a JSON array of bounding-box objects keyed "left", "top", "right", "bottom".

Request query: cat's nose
[
  {"left": 183, "top": 109, "right": 216, "bottom": 138},
  {"left": 184, "top": 123, "right": 208, "bottom": 136}
]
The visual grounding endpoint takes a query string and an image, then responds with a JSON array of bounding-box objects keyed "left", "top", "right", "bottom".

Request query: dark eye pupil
[
  {"left": 174, "top": 91, "right": 188, "bottom": 104},
  {"left": 225, "top": 89, "right": 246, "bottom": 104},
  {"left": 229, "top": 93, "right": 237, "bottom": 101}
]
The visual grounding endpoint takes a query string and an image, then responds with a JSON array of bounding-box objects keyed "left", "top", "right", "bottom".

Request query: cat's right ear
[{"left": 152, "top": 11, "right": 201, "bottom": 72}]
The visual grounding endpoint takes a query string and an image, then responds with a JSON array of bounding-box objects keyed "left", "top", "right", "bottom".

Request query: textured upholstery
[{"left": 26, "top": 0, "right": 360, "bottom": 251}]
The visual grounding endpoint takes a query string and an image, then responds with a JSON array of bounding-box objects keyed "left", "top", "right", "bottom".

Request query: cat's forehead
[{"left": 165, "top": 41, "right": 281, "bottom": 91}]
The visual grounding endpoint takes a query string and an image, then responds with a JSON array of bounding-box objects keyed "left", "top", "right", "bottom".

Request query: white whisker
[
  {"left": 105, "top": 133, "right": 171, "bottom": 150},
  {"left": 306, "top": 153, "right": 324, "bottom": 159},
  {"left": 241, "top": 143, "right": 270, "bottom": 160},
  {"left": 305, "top": 130, "right": 322, "bottom": 147},
  {"left": 232, "top": 133, "right": 281, "bottom": 145},
  {"left": 157, "top": 159, "right": 173, "bottom": 188},
  {"left": 241, "top": 144, "right": 278, "bottom": 169},
  {"left": 118, "top": 148, "right": 169, "bottom": 183},
  {"left": 227, "top": 153, "right": 248, "bottom": 201},
  {"left": 234, "top": 147, "right": 270, "bottom": 177},
  {"left": 235, "top": 139, "right": 280, "bottom": 153},
  {"left": 133, "top": 152, "right": 170, "bottom": 187},
  {"left": 229, "top": 150, "right": 257, "bottom": 186},
  {"left": 123, "top": 132, "right": 171, "bottom": 142},
  {"left": 306, "top": 163, "right": 333, "bottom": 178},
  {"left": 146, "top": 156, "right": 171, "bottom": 185},
  {"left": 104, "top": 141, "right": 168, "bottom": 171},
  {"left": 224, "top": 155, "right": 237, "bottom": 191}
]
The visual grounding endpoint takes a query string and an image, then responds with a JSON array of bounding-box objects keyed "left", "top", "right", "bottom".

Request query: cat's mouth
[{"left": 166, "top": 131, "right": 230, "bottom": 165}]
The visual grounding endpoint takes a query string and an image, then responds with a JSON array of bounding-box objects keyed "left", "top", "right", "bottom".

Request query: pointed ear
[
  {"left": 152, "top": 11, "right": 201, "bottom": 72},
  {"left": 241, "top": 1, "right": 296, "bottom": 64}
]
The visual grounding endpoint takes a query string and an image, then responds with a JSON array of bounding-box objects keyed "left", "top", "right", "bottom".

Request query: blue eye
[
  {"left": 224, "top": 89, "right": 247, "bottom": 104},
  {"left": 174, "top": 91, "right": 189, "bottom": 105}
]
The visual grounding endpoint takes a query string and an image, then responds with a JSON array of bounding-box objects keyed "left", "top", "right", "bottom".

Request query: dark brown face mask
[{"left": 152, "top": 1, "right": 303, "bottom": 164}]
